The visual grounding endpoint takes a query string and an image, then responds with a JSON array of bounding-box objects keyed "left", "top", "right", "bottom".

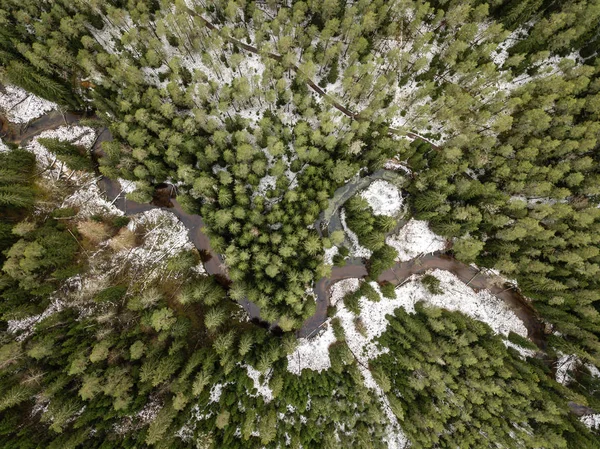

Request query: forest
[{"left": 1, "top": 0, "right": 600, "bottom": 448}]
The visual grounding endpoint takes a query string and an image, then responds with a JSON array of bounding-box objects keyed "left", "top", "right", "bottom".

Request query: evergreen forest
[{"left": 1, "top": 1, "right": 600, "bottom": 448}]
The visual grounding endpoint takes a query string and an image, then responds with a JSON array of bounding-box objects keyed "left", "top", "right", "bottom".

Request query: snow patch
[
  {"left": 329, "top": 278, "right": 361, "bottom": 307},
  {"left": 7, "top": 298, "right": 66, "bottom": 340},
  {"left": 360, "top": 180, "right": 403, "bottom": 216},
  {"left": 0, "top": 84, "right": 56, "bottom": 123},
  {"left": 26, "top": 125, "right": 96, "bottom": 173},
  {"left": 581, "top": 414, "right": 600, "bottom": 430},
  {"left": 586, "top": 363, "right": 600, "bottom": 378},
  {"left": 504, "top": 341, "right": 535, "bottom": 359},
  {"left": 383, "top": 160, "right": 412, "bottom": 174},
  {"left": 323, "top": 246, "right": 339, "bottom": 265},
  {"left": 245, "top": 365, "right": 273, "bottom": 403},
  {"left": 0, "top": 138, "right": 9, "bottom": 153},
  {"left": 332, "top": 282, "right": 408, "bottom": 448},
  {"left": 136, "top": 397, "right": 162, "bottom": 423},
  {"left": 256, "top": 174, "right": 277, "bottom": 197},
  {"left": 391, "top": 270, "right": 528, "bottom": 337},
  {"left": 209, "top": 383, "right": 225, "bottom": 403},
  {"left": 386, "top": 219, "right": 446, "bottom": 261},
  {"left": 286, "top": 325, "right": 336, "bottom": 375},
  {"left": 63, "top": 176, "right": 124, "bottom": 217},
  {"left": 113, "top": 209, "right": 195, "bottom": 277},
  {"left": 555, "top": 354, "right": 579, "bottom": 386},
  {"left": 118, "top": 178, "right": 138, "bottom": 194},
  {"left": 327, "top": 270, "right": 529, "bottom": 449},
  {"left": 23, "top": 125, "right": 122, "bottom": 218}
]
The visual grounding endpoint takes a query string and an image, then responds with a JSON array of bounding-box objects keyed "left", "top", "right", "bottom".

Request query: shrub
[{"left": 421, "top": 274, "right": 443, "bottom": 295}]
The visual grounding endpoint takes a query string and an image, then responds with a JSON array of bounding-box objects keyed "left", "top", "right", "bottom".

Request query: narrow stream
[{"left": 1, "top": 111, "right": 545, "bottom": 346}]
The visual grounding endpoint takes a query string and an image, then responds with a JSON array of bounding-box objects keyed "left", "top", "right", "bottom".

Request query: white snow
[
  {"left": 504, "top": 341, "right": 536, "bottom": 359},
  {"left": 298, "top": 269, "right": 528, "bottom": 378},
  {"left": 555, "top": 354, "right": 579, "bottom": 385},
  {"left": 245, "top": 365, "right": 273, "bottom": 403},
  {"left": 323, "top": 245, "right": 339, "bottom": 265},
  {"left": 383, "top": 160, "right": 412, "bottom": 174},
  {"left": 332, "top": 282, "right": 408, "bottom": 448},
  {"left": 360, "top": 180, "right": 403, "bottom": 216},
  {"left": 0, "top": 84, "right": 56, "bottom": 123},
  {"left": 386, "top": 219, "right": 446, "bottom": 261},
  {"left": 395, "top": 270, "right": 528, "bottom": 337},
  {"left": 329, "top": 270, "right": 529, "bottom": 449},
  {"left": 63, "top": 175, "right": 125, "bottom": 217},
  {"left": 209, "top": 383, "right": 225, "bottom": 403},
  {"left": 329, "top": 278, "right": 361, "bottom": 307},
  {"left": 113, "top": 209, "right": 194, "bottom": 277},
  {"left": 0, "top": 138, "right": 9, "bottom": 153},
  {"left": 114, "top": 397, "right": 162, "bottom": 435},
  {"left": 581, "top": 414, "right": 600, "bottom": 430},
  {"left": 23, "top": 125, "right": 124, "bottom": 218},
  {"left": 136, "top": 397, "right": 162, "bottom": 423},
  {"left": 288, "top": 268, "right": 528, "bottom": 449},
  {"left": 191, "top": 260, "right": 207, "bottom": 275},
  {"left": 25, "top": 125, "right": 96, "bottom": 174},
  {"left": 491, "top": 25, "right": 524, "bottom": 67},
  {"left": 548, "top": 354, "right": 599, "bottom": 388},
  {"left": 256, "top": 174, "right": 277, "bottom": 197},
  {"left": 586, "top": 363, "right": 600, "bottom": 378},
  {"left": 286, "top": 325, "right": 337, "bottom": 375},
  {"left": 6, "top": 298, "right": 66, "bottom": 340},
  {"left": 118, "top": 178, "right": 138, "bottom": 194}
]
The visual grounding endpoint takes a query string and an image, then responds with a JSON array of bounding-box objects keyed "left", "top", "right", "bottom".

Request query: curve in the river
[{"left": 1, "top": 110, "right": 545, "bottom": 346}]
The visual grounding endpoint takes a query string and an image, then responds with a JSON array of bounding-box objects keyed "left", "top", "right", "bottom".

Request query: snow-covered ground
[
  {"left": 6, "top": 298, "right": 66, "bottom": 339},
  {"left": 112, "top": 209, "right": 196, "bottom": 277},
  {"left": 25, "top": 125, "right": 96, "bottom": 173},
  {"left": 386, "top": 219, "right": 446, "bottom": 261},
  {"left": 256, "top": 174, "right": 277, "bottom": 197},
  {"left": 333, "top": 282, "right": 408, "bottom": 449},
  {"left": 286, "top": 325, "right": 336, "bottom": 375},
  {"left": 383, "top": 160, "right": 411, "bottom": 174},
  {"left": 581, "top": 414, "right": 600, "bottom": 430},
  {"left": 24, "top": 125, "right": 124, "bottom": 218},
  {"left": 245, "top": 364, "right": 273, "bottom": 403},
  {"left": 330, "top": 278, "right": 361, "bottom": 307},
  {"left": 0, "top": 138, "right": 9, "bottom": 153},
  {"left": 396, "top": 270, "right": 528, "bottom": 337},
  {"left": 209, "top": 383, "right": 228, "bottom": 403},
  {"left": 360, "top": 180, "right": 403, "bottom": 216},
  {"left": 118, "top": 178, "right": 138, "bottom": 194},
  {"left": 504, "top": 340, "right": 536, "bottom": 359},
  {"left": 555, "top": 353, "right": 580, "bottom": 386},
  {"left": 549, "top": 355, "right": 600, "bottom": 429},
  {"left": 323, "top": 245, "right": 339, "bottom": 265},
  {"left": 64, "top": 177, "right": 125, "bottom": 217},
  {"left": 0, "top": 84, "right": 56, "bottom": 123}
]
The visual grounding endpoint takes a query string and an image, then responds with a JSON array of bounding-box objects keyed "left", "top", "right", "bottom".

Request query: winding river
[{"left": 1, "top": 111, "right": 545, "bottom": 347}]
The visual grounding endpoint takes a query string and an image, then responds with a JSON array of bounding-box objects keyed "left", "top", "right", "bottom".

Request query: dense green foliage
[
  {"left": 410, "top": 60, "right": 600, "bottom": 362},
  {"left": 372, "top": 303, "right": 598, "bottom": 448},
  {"left": 38, "top": 138, "right": 95, "bottom": 172},
  {"left": 1, "top": 0, "right": 600, "bottom": 448},
  {"left": 0, "top": 148, "right": 37, "bottom": 261},
  {"left": 345, "top": 196, "right": 398, "bottom": 251}
]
